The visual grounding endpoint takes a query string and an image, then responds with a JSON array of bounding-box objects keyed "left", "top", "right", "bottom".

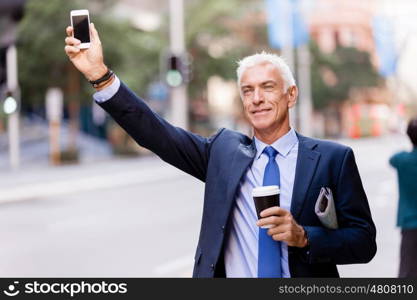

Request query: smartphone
[{"left": 70, "top": 9, "right": 91, "bottom": 49}]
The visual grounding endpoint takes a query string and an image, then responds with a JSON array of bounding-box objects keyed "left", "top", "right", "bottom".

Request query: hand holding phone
[{"left": 65, "top": 11, "right": 107, "bottom": 81}]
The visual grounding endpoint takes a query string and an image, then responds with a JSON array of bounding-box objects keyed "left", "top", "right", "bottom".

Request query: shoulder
[
  {"left": 206, "top": 128, "right": 252, "bottom": 160},
  {"left": 298, "top": 134, "right": 351, "bottom": 154},
  {"left": 390, "top": 151, "right": 408, "bottom": 159},
  {"left": 389, "top": 151, "right": 410, "bottom": 167},
  {"left": 210, "top": 128, "right": 252, "bottom": 145}
]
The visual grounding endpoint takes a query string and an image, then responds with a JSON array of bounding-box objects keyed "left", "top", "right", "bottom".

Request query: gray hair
[{"left": 236, "top": 51, "right": 296, "bottom": 92}]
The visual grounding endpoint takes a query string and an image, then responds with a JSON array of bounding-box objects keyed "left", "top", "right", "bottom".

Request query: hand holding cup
[{"left": 252, "top": 185, "right": 280, "bottom": 229}]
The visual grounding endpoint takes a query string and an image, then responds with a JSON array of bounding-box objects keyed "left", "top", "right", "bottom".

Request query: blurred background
[{"left": 0, "top": 0, "right": 416, "bottom": 277}]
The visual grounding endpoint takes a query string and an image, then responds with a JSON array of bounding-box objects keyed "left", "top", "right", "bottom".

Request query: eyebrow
[
  {"left": 261, "top": 80, "right": 277, "bottom": 85},
  {"left": 240, "top": 80, "right": 277, "bottom": 89}
]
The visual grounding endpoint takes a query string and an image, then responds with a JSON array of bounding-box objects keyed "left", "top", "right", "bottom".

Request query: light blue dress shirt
[
  {"left": 93, "top": 79, "right": 299, "bottom": 277},
  {"left": 224, "top": 129, "right": 299, "bottom": 277},
  {"left": 93, "top": 76, "right": 121, "bottom": 103}
]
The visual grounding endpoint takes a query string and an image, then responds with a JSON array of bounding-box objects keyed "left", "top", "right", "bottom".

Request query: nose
[{"left": 252, "top": 87, "right": 264, "bottom": 105}]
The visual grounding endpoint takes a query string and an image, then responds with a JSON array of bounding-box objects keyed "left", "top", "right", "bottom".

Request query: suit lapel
[
  {"left": 225, "top": 141, "right": 256, "bottom": 211},
  {"left": 290, "top": 134, "right": 321, "bottom": 220}
]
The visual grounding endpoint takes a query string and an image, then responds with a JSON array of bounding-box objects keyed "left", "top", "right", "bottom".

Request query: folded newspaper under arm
[{"left": 314, "top": 187, "right": 339, "bottom": 229}]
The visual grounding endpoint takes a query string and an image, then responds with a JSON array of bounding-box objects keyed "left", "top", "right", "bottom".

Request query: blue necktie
[{"left": 258, "top": 146, "right": 282, "bottom": 277}]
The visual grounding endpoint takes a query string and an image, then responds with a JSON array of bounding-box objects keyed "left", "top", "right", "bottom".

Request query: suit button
[
  {"left": 221, "top": 225, "right": 225, "bottom": 232},
  {"left": 210, "top": 264, "right": 215, "bottom": 269}
]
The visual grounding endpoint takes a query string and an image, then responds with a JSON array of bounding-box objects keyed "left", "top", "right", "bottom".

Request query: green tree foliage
[
  {"left": 183, "top": 0, "right": 265, "bottom": 99},
  {"left": 17, "top": 0, "right": 163, "bottom": 108},
  {"left": 310, "top": 43, "right": 382, "bottom": 110}
]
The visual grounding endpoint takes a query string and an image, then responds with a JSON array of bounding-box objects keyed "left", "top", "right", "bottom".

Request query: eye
[
  {"left": 264, "top": 85, "right": 274, "bottom": 91},
  {"left": 242, "top": 89, "right": 252, "bottom": 95}
]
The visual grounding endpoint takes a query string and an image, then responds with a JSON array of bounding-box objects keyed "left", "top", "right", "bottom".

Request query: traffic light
[
  {"left": 164, "top": 53, "right": 192, "bottom": 88},
  {"left": 165, "top": 55, "right": 183, "bottom": 87},
  {"left": 3, "top": 93, "right": 18, "bottom": 114}
]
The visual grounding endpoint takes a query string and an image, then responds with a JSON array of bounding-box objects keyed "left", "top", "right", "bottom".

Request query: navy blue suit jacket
[{"left": 99, "top": 83, "right": 377, "bottom": 278}]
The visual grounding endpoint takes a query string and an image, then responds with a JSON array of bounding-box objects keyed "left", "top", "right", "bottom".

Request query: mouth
[{"left": 251, "top": 108, "right": 272, "bottom": 115}]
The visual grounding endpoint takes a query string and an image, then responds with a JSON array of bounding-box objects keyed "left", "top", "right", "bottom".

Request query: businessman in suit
[{"left": 65, "top": 24, "right": 376, "bottom": 277}]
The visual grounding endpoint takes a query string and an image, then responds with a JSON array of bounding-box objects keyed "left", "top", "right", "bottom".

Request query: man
[
  {"left": 389, "top": 117, "right": 417, "bottom": 278},
  {"left": 64, "top": 24, "right": 376, "bottom": 277}
]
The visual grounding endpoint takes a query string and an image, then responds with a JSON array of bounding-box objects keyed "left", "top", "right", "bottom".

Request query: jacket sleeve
[
  {"left": 302, "top": 148, "right": 377, "bottom": 265},
  {"left": 98, "top": 82, "right": 222, "bottom": 182}
]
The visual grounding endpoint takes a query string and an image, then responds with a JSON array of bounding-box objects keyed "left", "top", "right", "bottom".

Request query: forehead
[{"left": 240, "top": 62, "right": 283, "bottom": 87}]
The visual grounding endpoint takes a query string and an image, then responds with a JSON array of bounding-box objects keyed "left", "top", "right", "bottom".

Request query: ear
[{"left": 287, "top": 86, "right": 298, "bottom": 109}]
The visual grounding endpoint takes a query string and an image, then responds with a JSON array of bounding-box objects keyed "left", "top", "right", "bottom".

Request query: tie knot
[{"left": 263, "top": 146, "right": 278, "bottom": 159}]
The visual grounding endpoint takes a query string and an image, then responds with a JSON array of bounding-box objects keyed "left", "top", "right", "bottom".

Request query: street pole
[
  {"left": 169, "top": 0, "right": 188, "bottom": 129},
  {"left": 297, "top": 43, "right": 313, "bottom": 136},
  {"left": 6, "top": 44, "right": 19, "bottom": 170},
  {"left": 281, "top": 0, "right": 296, "bottom": 129},
  {"left": 46, "top": 88, "right": 63, "bottom": 165}
]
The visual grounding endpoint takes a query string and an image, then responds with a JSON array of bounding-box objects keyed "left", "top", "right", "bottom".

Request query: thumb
[{"left": 90, "top": 23, "right": 101, "bottom": 44}]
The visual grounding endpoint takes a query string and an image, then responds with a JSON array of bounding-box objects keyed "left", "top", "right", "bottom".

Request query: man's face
[{"left": 240, "top": 62, "right": 297, "bottom": 135}]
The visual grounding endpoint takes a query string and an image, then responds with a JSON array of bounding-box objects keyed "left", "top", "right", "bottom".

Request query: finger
[
  {"left": 90, "top": 23, "right": 101, "bottom": 44},
  {"left": 267, "top": 224, "right": 288, "bottom": 236},
  {"left": 272, "top": 232, "right": 289, "bottom": 242},
  {"left": 256, "top": 216, "right": 282, "bottom": 228},
  {"left": 66, "top": 26, "right": 73, "bottom": 37},
  {"left": 259, "top": 206, "right": 279, "bottom": 218},
  {"left": 260, "top": 206, "right": 288, "bottom": 218},
  {"left": 65, "top": 36, "right": 81, "bottom": 46},
  {"left": 65, "top": 45, "right": 80, "bottom": 57}
]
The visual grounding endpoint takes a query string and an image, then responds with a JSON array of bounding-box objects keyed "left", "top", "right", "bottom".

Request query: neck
[{"left": 254, "top": 122, "right": 291, "bottom": 145}]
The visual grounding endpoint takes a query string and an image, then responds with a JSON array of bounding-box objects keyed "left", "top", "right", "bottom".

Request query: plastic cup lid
[{"left": 252, "top": 185, "right": 280, "bottom": 197}]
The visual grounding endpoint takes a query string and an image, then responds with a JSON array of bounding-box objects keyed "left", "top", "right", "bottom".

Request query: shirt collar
[{"left": 254, "top": 128, "right": 299, "bottom": 160}]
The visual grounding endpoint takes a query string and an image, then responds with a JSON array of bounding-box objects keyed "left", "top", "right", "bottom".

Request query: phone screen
[{"left": 72, "top": 15, "right": 90, "bottom": 43}]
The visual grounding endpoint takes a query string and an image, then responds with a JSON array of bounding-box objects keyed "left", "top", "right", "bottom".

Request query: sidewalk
[{"left": 0, "top": 117, "right": 113, "bottom": 171}]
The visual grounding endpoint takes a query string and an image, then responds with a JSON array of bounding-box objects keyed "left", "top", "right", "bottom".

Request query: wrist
[
  {"left": 301, "top": 227, "right": 309, "bottom": 248},
  {"left": 297, "top": 226, "right": 309, "bottom": 248},
  {"left": 94, "top": 73, "right": 115, "bottom": 91},
  {"left": 85, "top": 64, "right": 108, "bottom": 81}
]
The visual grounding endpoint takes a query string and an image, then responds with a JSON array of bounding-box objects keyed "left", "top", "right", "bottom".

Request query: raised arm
[{"left": 64, "top": 24, "right": 220, "bottom": 181}]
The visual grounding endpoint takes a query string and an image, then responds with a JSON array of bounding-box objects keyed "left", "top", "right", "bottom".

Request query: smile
[{"left": 252, "top": 108, "right": 272, "bottom": 115}]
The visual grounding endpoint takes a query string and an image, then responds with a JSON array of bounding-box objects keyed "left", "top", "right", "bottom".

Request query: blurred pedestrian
[
  {"left": 389, "top": 117, "right": 417, "bottom": 278},
  {"left": 64, "top": 24, "right": 376, "bottom": 278}
]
